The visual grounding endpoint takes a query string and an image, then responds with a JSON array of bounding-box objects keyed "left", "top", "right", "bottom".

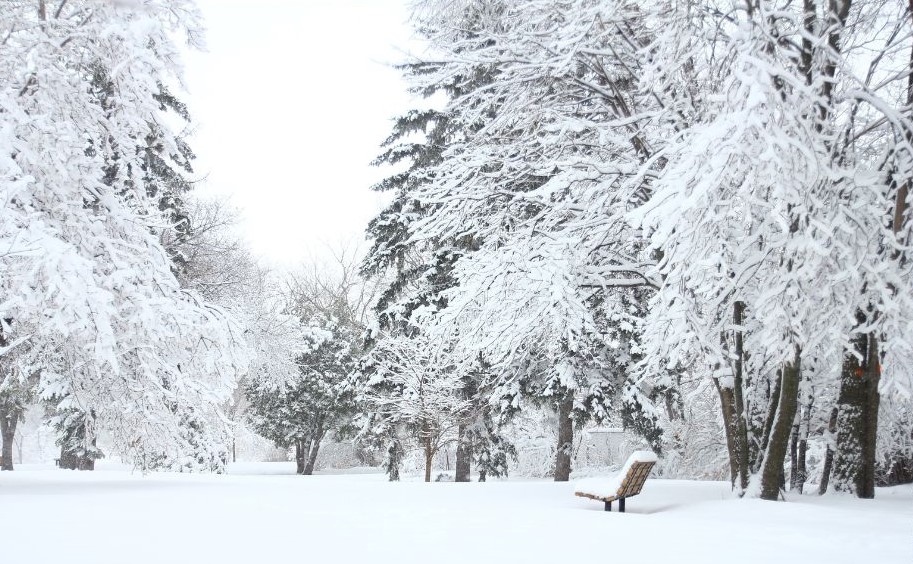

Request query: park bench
[{"left": 574, "top": 450, "right": 658, "bottom": 512}]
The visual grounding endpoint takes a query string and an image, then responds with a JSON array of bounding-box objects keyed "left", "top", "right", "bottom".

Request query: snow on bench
[{"left": 574, "top": 450, "right": 658, "bottom": 512}]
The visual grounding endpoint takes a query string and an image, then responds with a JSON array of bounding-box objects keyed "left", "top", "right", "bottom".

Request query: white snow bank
[{"left": 574, "top": 450, "right": 658, "bottom": 498}]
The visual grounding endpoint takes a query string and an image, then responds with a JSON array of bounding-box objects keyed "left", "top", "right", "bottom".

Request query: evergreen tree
[
  {"left": 363, "top": 3, "right": 525, "bottom": 482},
  {"left": 381, "top": 0, "right": 663, "bottom": 480},
  {"left": 53, "top": 408, "right": 103, "bottom": 471},
  {"left": 247, "top": 255, "right": 368, "bottom": 475},
  {"left": 246, "top": 314, "right": 358, "bottom": 475}
]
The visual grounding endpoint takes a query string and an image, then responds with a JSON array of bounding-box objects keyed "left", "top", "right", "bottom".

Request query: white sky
[{"left": 182, "top": 0, "right": 419, "bottom": 269}]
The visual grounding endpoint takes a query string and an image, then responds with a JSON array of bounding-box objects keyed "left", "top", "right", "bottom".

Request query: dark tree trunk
[
  {"left": 455, "top": 423, "right": 472, "bottom": 482},
  {"left": 303, "top": 432, "right": 323, "bottom": 476},
  {"left": 796, "top": 433, "right": 808, "bottom": 494},
  {"left": 818, "top": 407, "right": 838, "bottom": 494},
  {"left": 833, "top": 344, "right": 866, "bottom": 493},
  {"left": 295, "top": 439, "right": 305, "bottom": 474},
  {"left": 715, "top": 381, "right": 739, "bottom": 487},
  {"left": 793, "top": 398, "right": 811, "bottom": 494},
  {"left": 759, "top": 374, "right": 782, "bottom": 465},
  {"left": 82, "top": 451, "right": 95, "bottom": 471},
  {"left": 834, "top": 332, "right": 880, "bottom": 498},
  {"left": 1, "top": 409, "right": 17, "bottom": 471},
  {"left": 789, "top": 419, "right": 800, "bottom": 491},
  {"left": 0, "top": 323, "right": 20, "bottom": 472},
  {"left": 716, "top": 370, "right": 750, "bottom": 490},
  {"left": 423, "top": 435, "right": 434, "bottom": 483},
  {"left": 759, "top": 351, "right": 801, "bottom": 501},
  {"left": 731, "top": 302, "right": 751, "bottom": 491},
  {"left": 860, "top": 337, "right": 881, "bottom": 498},
  {"left": 554, "top": 391, "right": 574, "bottom": 482}
]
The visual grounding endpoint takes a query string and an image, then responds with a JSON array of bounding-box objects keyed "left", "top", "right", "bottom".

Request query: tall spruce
[{"left": 363, "top": 22, "right": 512, "bottom": 481}]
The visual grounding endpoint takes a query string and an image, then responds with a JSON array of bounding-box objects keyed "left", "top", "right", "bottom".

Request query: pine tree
[
  {"left": 363, "top": 19, "right": 507, "bottom": 481},
  {"left": 54, "top": 408, "right": 103, "bottom": 471},
  {"left": 388, "top": 0, "right": 666, "bottom": 480},
  {"left": 247, "top": 256, "right": 367, "bottom": 475},
  {"left": 246, "top": 315, "right": 358, "bottom": 475}
]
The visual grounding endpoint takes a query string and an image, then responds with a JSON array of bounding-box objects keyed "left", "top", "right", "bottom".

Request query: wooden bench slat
[{"left": 574, "top": 491, "right": 618, "bottom": 503}]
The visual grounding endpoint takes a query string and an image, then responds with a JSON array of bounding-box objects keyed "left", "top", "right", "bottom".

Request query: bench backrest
[{"left": 616, "top": 460, "right": 656, "bottom": 498}]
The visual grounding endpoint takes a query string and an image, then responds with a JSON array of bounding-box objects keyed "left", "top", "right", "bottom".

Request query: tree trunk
[
  {"left": 303, "top": 433, "right": 323, "bottom": 476},
  {"left": 796, "top": 432, "right": 808, "bottom": 494},
  {"left": 759, "top": 351, "right": 801, "bottom": 501},
  {"left": 789, "top": 419, "right": 800, "bottom": 491},
  {"left": 715, "top": 371, "right": 750, "bottom": 491},
  {"left": 715, "top": 380, "right": 739, "bottom": 487},
  {"left": 758, "top": 374, "right": 782, "bottom": 464},
  {"left": 295, "top": 439, "right": 305, "bottom": 474},
  {"left": 424, "top": 435, "right": 433, "bottom": 483},
  {"left": 818, "top": 407, "right": 838, "bottom": 494},
  {"left": 554, "top": 391, "right": 574, "bottom": 482},
  {"left": 0, "top": 409, "right": 17, "bottom": 471},
  {"left": 731, "top": 301, "right": 750, "bottom": 491},
  {"left": 860, "top": 336, "right": 881, "bottom": 498},
  {"left": 833, "top": 332, "right": 880, "bottom": 498},
  {"left": 455, "top": 423, "right": 472, "bottom": 482},
  {"left": 792, "top": 396, "right": 811, "bottom": 494}
]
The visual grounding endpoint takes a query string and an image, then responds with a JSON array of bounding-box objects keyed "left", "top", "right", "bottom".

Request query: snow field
[{"left": 1, "top": 463, "right": 909, "bottom": 564}]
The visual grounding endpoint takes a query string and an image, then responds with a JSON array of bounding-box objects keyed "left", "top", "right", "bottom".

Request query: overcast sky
[{"left": 182, "top": 0, "right": 419, "bottom": 269}]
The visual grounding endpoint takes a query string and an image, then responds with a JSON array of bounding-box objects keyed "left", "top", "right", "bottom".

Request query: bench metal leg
[
  {"left": 604, "top": 500, "right": 611, "bottom": 512},
  {"left": 619, "top": 498, "right": 625, "bottom": 513}
]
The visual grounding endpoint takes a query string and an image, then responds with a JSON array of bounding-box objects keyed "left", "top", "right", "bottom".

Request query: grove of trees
[
  {"left": 2, "top": 0, "right": 911, "bottom": 505},
  {"left": 357, "top": 0, "right": 913, "bottom": 499}
]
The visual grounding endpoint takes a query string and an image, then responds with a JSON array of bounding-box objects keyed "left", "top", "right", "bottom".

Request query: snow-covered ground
[{"left": 1, "top": 463, "right": 909, "bottom": 564}]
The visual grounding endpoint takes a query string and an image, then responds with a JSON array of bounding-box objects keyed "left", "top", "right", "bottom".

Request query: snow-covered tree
[
  {"left": 247, "top": 249, "right": 372, "bottom": 474},
  {"left": 379, "top": 0, "right": 665, "bottom": 480},
  {"left": 358, "top": 333, "right": 470, "bottom": 482},
  {"left": 0, "top": 0, "right": 252, "bottom": 470},
  {"left": 245, "top": 316, "right": 358, "bottom": 475},
  {"left": 372, "top": 0, "right": 913, "bottom": 496},
  {"left": 635, "top": 0, "right": 913, "bottom": 498}
]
